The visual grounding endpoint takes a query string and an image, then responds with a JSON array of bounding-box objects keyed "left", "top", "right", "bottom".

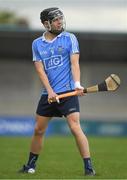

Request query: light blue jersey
[{"left": 32, "top": 31, "right": 79, "bottom": 94}]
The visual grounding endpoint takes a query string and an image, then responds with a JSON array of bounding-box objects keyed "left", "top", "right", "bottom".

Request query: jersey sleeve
[
  {"left": 32, "top": 40, "right": 42, "bottom": 61},
  {"left": 69, "top": 33, "right": 80, "bottom": 55}
]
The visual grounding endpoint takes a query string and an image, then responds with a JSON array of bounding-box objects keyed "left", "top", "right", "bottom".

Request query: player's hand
[
  {"left": 75, "top": 88, "right": 85, "bottom": 96},
  {"left": 48, "top": 90, "right": 59, "bottom": 103},
  {"left": 74, "top": 81, "right": 85, "bottom": 96}
]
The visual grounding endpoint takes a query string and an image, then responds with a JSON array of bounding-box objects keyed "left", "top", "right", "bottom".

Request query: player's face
[
  {"left": 43, "top": 15, "right": 65, "bottom": 35},
  {"left": 50, "top": 16, "right": 64, "bottom": 31}
]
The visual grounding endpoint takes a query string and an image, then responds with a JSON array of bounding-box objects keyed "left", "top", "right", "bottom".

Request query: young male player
[{"left": 19, "top": 7, "right": 95, "bottom": 176}]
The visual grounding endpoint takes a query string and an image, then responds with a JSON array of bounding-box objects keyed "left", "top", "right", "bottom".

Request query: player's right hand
[{"left": 48, "top": 90, "right": 58, "bottom": 104}]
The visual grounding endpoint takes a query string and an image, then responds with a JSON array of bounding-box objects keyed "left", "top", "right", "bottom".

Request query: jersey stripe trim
[{"left": 69, "top": 34, "right": 79, "bottom": 53}]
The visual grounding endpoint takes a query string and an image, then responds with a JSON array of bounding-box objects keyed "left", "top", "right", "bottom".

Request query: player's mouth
[{"left": 57, "top": 25, "right": 63, "bottom": 29}]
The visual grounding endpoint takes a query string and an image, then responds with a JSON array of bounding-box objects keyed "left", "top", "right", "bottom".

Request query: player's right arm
[
  {"left": 34, "top": 62, "right": 57, "bottom": 97},
  {"left": 32, "top": 40, "right": 57, "bottom": 100}
]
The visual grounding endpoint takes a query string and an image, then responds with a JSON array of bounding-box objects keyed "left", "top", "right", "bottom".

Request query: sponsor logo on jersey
[
  {"left": 40, "top": 50, "right": 48, "bottom": 55},
  {"left": 43, "top": 55, "right": 63, "bottom": 70}
]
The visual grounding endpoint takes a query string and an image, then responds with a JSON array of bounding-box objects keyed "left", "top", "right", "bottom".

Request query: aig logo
[{"left": 43, "top": 55, "right": 63, "bottom": 70}]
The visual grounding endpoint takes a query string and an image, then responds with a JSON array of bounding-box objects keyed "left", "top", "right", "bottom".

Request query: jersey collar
[{"left": 41, "top": 31, "right": 64, "bottom": 42}]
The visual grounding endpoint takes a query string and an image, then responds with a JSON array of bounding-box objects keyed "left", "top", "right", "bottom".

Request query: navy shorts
[{"left": 36, "top": 92, "right": 80, "bottom": 117}]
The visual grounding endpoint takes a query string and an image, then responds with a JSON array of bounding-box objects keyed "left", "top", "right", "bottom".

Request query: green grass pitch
[{"left": 0, "top": 136, "right": 127, "bottom": 179}]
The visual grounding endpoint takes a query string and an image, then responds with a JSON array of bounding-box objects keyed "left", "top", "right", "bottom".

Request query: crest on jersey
[{"left": 58, "top": 46, "right": 64, "bottom": 53}]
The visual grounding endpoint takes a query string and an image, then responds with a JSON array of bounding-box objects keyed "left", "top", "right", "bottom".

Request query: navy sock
[
  {"left": 27, "top": 152, "right": 39, "bottom": 168},
  {"left": 83, "top": 157, "right": 93, "bottom": 170}
]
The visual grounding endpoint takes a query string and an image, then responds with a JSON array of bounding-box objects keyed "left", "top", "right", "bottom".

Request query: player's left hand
[
  {"left": 75, "top": 88, "right": 85, "bottom": 96},
  {"left": 74, "top": 81, "right": 85, "bottom": 96}
]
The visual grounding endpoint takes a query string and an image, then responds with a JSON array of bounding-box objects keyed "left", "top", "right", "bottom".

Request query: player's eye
[{"left": 52, "top": 17, "right": 63, "bottom": 22}]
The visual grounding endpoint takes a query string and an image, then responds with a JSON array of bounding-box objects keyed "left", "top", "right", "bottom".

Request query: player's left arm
[
  {"left": 71, "top": 53, "right": 80, "bottom": 82},
  {"left": 70, "top": 53, "right": 84, "bottom": 95}
]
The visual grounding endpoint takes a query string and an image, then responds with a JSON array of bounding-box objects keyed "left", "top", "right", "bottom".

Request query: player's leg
[
  {"left": 19, "top": 114, "right": 50, "bottom": 173},
  {"left": 66, "top": 112, "right": 95, "bottom": 176},
  {"left": 67, "top": 112, "right": 90, "bottom": 157},
  {"left": 30, "top": 114, "right": 51, "bottom": 154}
]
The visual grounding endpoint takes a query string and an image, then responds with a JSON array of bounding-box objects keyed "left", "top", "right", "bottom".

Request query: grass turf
[{"left": 0, "top": 136, "right": 127, "bottom": 179}]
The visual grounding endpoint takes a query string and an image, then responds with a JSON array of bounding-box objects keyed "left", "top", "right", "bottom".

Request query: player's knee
[
  {"left": 34, "top": 127, "right": 46, "bottom": 136},
  {"left": 69, "top": 122, "right": 81, "bottom": 135}
]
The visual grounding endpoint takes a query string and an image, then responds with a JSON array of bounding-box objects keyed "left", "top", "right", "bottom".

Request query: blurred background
[{"left": 0, "top": 0, "right": 127, "bottom": 136}]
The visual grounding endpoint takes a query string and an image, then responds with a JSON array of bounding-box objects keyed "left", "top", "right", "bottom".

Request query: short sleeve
[
  {"left": 32, "top": 40, "right": 42, "bottom": 61},
  {"left": 69, "top": 33, "right": 80, "bottom": 55}
]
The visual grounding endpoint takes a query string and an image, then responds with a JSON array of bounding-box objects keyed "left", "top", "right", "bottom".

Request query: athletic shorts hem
[
  {"left": 36, "top": 112, "right": 63, "bottom": 117},
  {"left": 36, "top": 112, "right": 53, "bottom": 117},
  {"left": 64, "top": 110, "right": 80, "bottom": 117}
]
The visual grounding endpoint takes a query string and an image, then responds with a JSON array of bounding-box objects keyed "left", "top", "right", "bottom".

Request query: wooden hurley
[{"left": 48, "top": 74, "right": 121, "bottom": 103}]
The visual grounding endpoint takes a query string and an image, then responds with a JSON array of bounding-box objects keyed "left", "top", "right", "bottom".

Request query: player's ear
[{"left": 43, "top": 21, "right": 50, "bottom": 29}]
